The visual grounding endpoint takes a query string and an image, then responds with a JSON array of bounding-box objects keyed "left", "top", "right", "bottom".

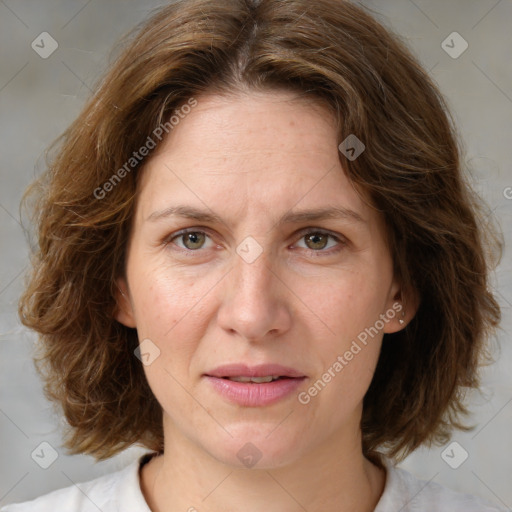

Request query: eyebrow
[{"left": 146, "top": 205, "right": 366, "bottom": 225}]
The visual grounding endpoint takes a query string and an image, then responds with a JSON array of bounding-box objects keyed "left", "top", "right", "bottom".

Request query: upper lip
[{"left": 205, "top": 363, "right": 306, "bottom": 378}]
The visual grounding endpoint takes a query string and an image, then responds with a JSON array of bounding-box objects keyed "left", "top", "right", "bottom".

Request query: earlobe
[
  {"left": 383, "top": 284, "right": 420, "bottom": 334},
  {"left": 398, "top": 303, "right": 406, "bottom": 325},
  {"left": 114, "top": 277, "right": 137, "bottom": 328}
]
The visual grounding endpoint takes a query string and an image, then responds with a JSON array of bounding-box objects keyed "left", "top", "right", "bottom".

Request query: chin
[{"left": 202, "top": 423, "right": 308, "bottom": 470}]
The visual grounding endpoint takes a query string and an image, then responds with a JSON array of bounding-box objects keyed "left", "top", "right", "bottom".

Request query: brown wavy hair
[{"left": 19, "top": 0, "right": 502, "bottom": 462}]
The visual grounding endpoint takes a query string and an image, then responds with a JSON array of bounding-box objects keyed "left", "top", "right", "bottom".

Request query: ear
[
  {"left": 114, "top": 277, "right": 137, "bottom": 328},
  {"left": 383, "top": 279, "right": 420, "bottom": 334}
]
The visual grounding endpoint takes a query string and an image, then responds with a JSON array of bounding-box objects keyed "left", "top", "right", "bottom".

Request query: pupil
[
  {"left": 184, "top": 232, "right": 204, "bottom": 249},
  {"left": 307, "top": 233, "right": 327, "bottom": 250}
]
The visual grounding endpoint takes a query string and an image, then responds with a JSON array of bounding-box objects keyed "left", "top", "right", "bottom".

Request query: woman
[{"left": 4, "top": 0, "right": 505, "bottom": 510}]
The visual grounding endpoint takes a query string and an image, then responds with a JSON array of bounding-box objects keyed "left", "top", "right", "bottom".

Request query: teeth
[{"left": 227, "top": 375, "right": 280, "bottom": 383}]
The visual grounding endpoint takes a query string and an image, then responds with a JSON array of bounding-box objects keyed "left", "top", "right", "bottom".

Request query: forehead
[
  {"left": 135, "top": 90, "right": 378, "bottom": 229},
  {"left": 151, "top": 90, "right": 338, "bottom": 166}
]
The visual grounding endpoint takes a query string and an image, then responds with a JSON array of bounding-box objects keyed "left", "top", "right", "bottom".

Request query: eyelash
[{"left": 164, "top": 227, "right": 347, "bottom": 257}]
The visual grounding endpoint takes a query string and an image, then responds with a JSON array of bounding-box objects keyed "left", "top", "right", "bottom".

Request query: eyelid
[
  {"left": 291, "top": 227, "right": 348, "bottom": 252},
  {"left": 294, "top": 227, "right": 345, "bottom": 241},
  {"left": 164, "top": 227, "right": 216, "bottom": 247},
  {"left": 164, "top": 226, "right": 348, "bottom": 253}
]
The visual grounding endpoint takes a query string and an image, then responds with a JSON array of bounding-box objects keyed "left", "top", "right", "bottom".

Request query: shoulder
[
  {"left": 376, "top": 460, "right": 508, "bottom": 512},
  {"left": 0, "top": 454, "right": 154, "bottom": 512}
]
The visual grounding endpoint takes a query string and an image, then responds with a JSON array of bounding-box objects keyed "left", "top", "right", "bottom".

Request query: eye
[
  {"left": 294, "top": 230, "right": 345, "bottom": 254},
  {"left": 167, "top": 229, "right": 215, "bottom": 251},
  {"left": 164, "top": 228, "right": 346, "bottom": 255}
]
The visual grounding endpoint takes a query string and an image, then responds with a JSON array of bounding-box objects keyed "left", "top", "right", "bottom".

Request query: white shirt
[{"left": 1, "top": 453, "right": 507, "bottom": 511}]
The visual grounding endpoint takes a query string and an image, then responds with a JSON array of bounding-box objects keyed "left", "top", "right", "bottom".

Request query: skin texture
[{"left": 115, "top": 90, "right": 416, "bottom": 512}]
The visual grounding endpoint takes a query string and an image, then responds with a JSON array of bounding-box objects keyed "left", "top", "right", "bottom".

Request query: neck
[{"left": 140, "top": 419, "right": 386, "bottom": 512}]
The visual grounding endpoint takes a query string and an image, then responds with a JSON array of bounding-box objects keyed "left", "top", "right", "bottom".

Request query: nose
[{"left": 216, "top": 245, "right": 292, "bottom": 342}]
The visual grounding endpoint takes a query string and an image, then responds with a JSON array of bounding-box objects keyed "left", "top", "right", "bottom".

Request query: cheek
[
  {"left": 298, "top": 265, "right": 389, "bottom": 344},
  {"left": 307, "top": 344, "right": 381, "bottom": 426},
  {"left": 126, "top": 260, "right": 218, "bottom": 386},
  {"left": 298, "top": 274, "right": 385, "bottom": 416},
  {"left": 129, "top": 264, "right": 214, "bottom": 413},
  {"left": 295, "top": 266, "right": 387, "bottom": 400},
  {"left": 129, "top": 257, "right": 211, "bottom": 336}
]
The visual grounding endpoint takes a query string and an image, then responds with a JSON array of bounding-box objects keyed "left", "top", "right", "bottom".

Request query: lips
[
  {"left": 205, "top": 363, "right": 306, "bottom": 379},
  {"left": 204, "top": 363, "right": 307, "bottom": 407},
  {"left": 226, "top": 375, "right": 281, "bottom": 383}
]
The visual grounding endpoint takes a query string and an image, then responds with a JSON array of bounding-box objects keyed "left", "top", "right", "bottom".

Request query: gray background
[{"left": 1, "top": 0, "right": 511, "bottom": 508}]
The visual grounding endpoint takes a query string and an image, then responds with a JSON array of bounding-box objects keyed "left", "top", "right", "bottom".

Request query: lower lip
[{"left": 205, "top": 376, "right": 306, "bottom": 407}]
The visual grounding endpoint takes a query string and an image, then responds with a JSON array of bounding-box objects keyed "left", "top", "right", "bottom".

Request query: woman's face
[{"left": 116, "top": 90, "right": 405, "bottom": 468}]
